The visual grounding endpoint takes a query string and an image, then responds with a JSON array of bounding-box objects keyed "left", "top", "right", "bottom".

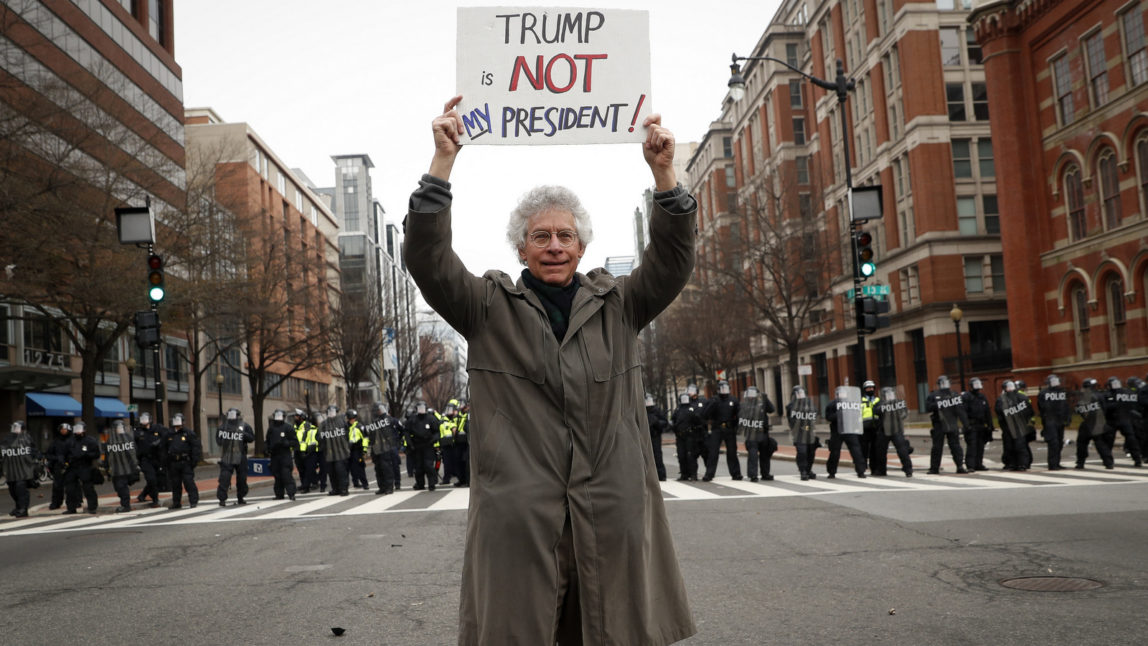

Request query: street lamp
[
  {"left": 950, "top": 304, "right": 966, "bottom": 392},
  {"left": 727, "top": 53, "right": 868, "bottom": 385},
  {"left": 215, "top": 372, "right": 224, "bottom": 422}
]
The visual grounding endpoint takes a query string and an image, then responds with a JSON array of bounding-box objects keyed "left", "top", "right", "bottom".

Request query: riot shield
[
  {"left": 1075, "top": 390, "right": 1107, "bottom": 438},
  {"left": 1001, "top": 392, "right": 1030, "bottom": 440},
  {"left": 836, "top": 386, "right": 863, "bottom": 435},
  {"left": 788, "top": 397, "right": 817, "bottom": 444},
  {"left": 879, "top": 386, "right": 909, "bottom": 437}
]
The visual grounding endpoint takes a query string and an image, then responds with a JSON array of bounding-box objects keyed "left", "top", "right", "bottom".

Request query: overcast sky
[{"left": 175, "top": 1, "right": 781, "bottom": 276}]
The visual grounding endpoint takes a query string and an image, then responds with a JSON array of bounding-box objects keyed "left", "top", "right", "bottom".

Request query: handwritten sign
[{"left": 456, "top": 7, "right": 651, "bottom": 145}]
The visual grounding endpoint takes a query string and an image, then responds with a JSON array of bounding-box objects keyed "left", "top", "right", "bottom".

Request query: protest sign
[{"left": 455, "top": 7, "right": 651, "bottom": 145}]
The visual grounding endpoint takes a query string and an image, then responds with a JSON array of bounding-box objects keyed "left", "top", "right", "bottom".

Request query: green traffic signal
[
  {"left": 146, "top": 254, "right": 165, "bottom": 303},
  {"left": 856, "top": 230, "right": 876, "bottom": 279}
]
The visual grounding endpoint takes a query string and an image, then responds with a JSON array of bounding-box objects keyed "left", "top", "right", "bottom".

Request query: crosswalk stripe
[
  {"left": 338, "top": 490, "right": 422, "bottom": 515},
  {"left": 784, "top": 477, "right": 876, "bottom": 493},
  {"left": 659, "top": 480, "right": 721, "bottom": 500},
  {"left": 163, "top": 499, "right": 292, "bottom": 525},
  {"left": 258, "top": 495, "right": 349, "bottom": 519},
  {"left": 426, "top": 489, "right": 470, "bottom": 511},
  {"left": 708, "top": 478, "right": 806, "bottom": 497}
]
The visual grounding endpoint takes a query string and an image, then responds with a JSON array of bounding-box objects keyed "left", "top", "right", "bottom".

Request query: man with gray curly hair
[{"left": 404, "top": 95, "right": 698, "bottom": 645}]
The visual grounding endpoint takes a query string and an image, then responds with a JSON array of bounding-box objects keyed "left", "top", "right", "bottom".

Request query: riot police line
[
  {"left": 655, "top": 373, "right": 1148, "bottom": 484},
  {"left": 2, "top": 398, "right": 473, "bottom": 517}
]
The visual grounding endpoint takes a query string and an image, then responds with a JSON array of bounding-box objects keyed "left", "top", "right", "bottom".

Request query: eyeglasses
[{"left": 527, "top": 229, "right": 579, "bottom": 248}]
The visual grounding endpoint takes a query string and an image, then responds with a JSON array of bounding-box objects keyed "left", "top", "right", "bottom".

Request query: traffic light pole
[{"left": 147, "top": 242, "right": 165, "bottom": 422}]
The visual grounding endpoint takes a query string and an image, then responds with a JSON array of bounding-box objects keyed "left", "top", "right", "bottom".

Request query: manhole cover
[{"left": 1000, "top": 576, "right": 1103, "bottom": 592}]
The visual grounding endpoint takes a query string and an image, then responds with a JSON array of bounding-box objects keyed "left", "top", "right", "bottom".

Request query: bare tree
[
  {"left": 384, "top": 321, "right": 456, "bottom": 418},
  {"left": 328, "top": 286, "right": 391, "bottom": 411},
  {"left": 660, "top": 288, "right": 752, "bottom": 395}
]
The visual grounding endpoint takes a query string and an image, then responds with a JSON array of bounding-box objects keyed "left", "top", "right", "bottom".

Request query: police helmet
[
  {"left": 1046, "top": 374, "right": 1061, "bottom": 388},
  {"left": 112, "top": 419, "right": 127, "bottom": 433},
  {"left": 1016, "top": 380, "right": 1027, "bottom": 392},
  {"left": 293, "top": 408, "right": 305, "bottom": 418},
  {"left": 862, "top": 380, "right": 876, "bottom": 390},
  {"left": 345, "top": 409, "right": 358, "bottom": 419},
  {"left": 835, "top": 385, "right": 850, "bottom": 400},
  {"left": 415, "top": 401, "right": 427, "bottom": 414},
  {"left": 1128, "top": 377, "right": 1145, "bottom": 390},
  {"left": 443, "top": 401, "right": 457, "bottom": 415},
  {"left": 172, "top": 413, "right": 184, "bottom": 427},
  {"left": 448, "top": 398, "right": 460, "bottom": 408},
  {"left": 139, "top": 411, "right": 151, "bottom": 425},
  {"left": 272, "top": 409, "right": 286, "bottom": 422},
  {"left": 881, "top": 387, "right": 898, "bottom": 401},
  {"left": 57, "top": 422, "right": 72, "bottom": 434},
  {"left": 1003, "top": 380, "right": 1016, "bottom": 392},
  {"left": 73, "top": 421, "right": 86, "bottom": 434},
  {"left": 936, "top": 375, "right": 951, "bottom": 389},
  {"left": 744, "top": 386, "right": 759, "bottom": 399},
  {"left": 1107, "top": 376, "right": 1122, "bottom": 390},
  {"left": 686, "top": 384, "right": 698, "bottom": 396},
  {"left": 717, "top": 380, "right": 731, "bottom": 395},
  {"left": 969, "top": 377, "right": 983, "bottom": 391},
  {"left": 679, "top": 393, "right": 690, "bottom": 404},
  {"left": 374, "top": 403, "right": 386, "bottom": 415},
  {"left": 327, "top": 405, "right": 338, "bottom": 416},
  {"left": 792, "top": 385, "right": 807, "bottom": 400},
  {"left": 10, "top": 421, "right": 25, "bottom": 434},
  {"left": 226, "top": 408, "right": 240, "bottom": 421},
  {"left": 1082, "top": 378, "right": 1099, "bottom": 390},
  {"left": 644, "top": 393, "right": 655, "bottom": 407}
]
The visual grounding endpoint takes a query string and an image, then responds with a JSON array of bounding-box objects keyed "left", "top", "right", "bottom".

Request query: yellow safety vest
[
  {"left": 349, "top": 420, "right": 363, "bottom": 444},
  {"left": 861, "top": 396, "right": 879, "bottom": 420}
]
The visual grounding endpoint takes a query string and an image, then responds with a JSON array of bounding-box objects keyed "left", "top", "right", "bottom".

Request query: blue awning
[
  {"left": 25, "top": 392, "right": 83, "bottom": 417},
  {"left": 92, "top": 396, "right": 129, "bottom": 419}
]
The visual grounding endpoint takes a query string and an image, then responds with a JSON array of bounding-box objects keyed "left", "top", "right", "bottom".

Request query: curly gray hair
[{"left": 506, "top": 185, "right": 594, "bottom": 262}]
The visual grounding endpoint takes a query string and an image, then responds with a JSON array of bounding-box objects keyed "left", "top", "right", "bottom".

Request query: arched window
[
  {"left": 1065, "top": 165, "right": 1086, "bottom": 241},
  {"left": 1099, "top": 150, "right": 1122, "bottom": 229},
  {"left": 1138, "top": 135, "right": 1148, "bottom": 217},
  {"left": 1072, "top": 286, "right": 1091, "bottom": 360},
  {"left": 1107, "top": 276, "right": 1127, "bottom": 355}
]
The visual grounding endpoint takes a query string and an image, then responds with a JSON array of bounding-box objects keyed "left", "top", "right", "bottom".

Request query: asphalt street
[{"left": 1, "top": 438, "right": 1145, "bottom": 645}]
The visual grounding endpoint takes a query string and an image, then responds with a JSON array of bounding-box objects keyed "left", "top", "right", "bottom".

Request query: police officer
[
  {"left": 1075, "top": 378, "right": 1114, "bottom": 469},
  {"left": 265, "top": 409, "right": 298, "bottom": 500},
  {"left": 1128, "top": 377, "right": 1148, "bottom": 457},
  {"left": 1104, "top": 377, "right": 1143, "bottom": 467},
  {"left": 164, "top": 413, "right": 201, "bottom": 509},
  {"left": 738, "top": 386, "right": 776, "bottom": 482},
  {"left": 319, "top": 405, "right": 351, "bottom": 496},
  {"left": 924, "top": 375, "right": 969, "bottom": 474},
  {"left": 436, "top": 403, "right": 458, "bottom": 486},
  {"left": 996, "top": 380, "right": 1033, "bottom": 471},
  {"left": 860, "top": 380, "right": 881, "bottom": 473},
  {"left": 824, "top": 386, "right": 868, "bottom": 479},
  {"left": 44, "top": 422, "right": 72, "bottom": 510},
  {"left": 103, "top": 419, "right": 140, "bottom": 513},
  {"left": 702, "top": 380, "right": 741, "bottom": 481},
  {"left": 671, "top": 392, "right": 702, "bottom": 481},
  {"left": 786, "top": 385, "right": 819, "bottom": 481},
  {"left": 873, "top": 387, "right": 914, "bottom": 477},
  {"left": 365, "top": 403, "right": 398, "bottom": 495},
  {"left": 292, "top": 409, "right": 317, "bottom": 493},
  {"left": 685, "top": 383, "right": 708, "bottom": 468},
  {"left": 404, "top": 401, "right": 439, "bottom": 491},
  {"left": 645, "top": 393, "right": 669, "bottom": 482},
  {"left": 312, "top": 411, "right": 328, "bottom": 492},
  {"left": 962, "top": 378, "right": 992, "bottom": 471},
  {"left": 2, "top": 421, "right": 39, "bottom": 517},
  {"left": 1037, "top": 374, "right": 1070, "bottom": 470},
  {"left": 453, "top": 401, "right": 470, "bottom": 487},
  {"left": 63, "top": 421, "right": 100, "bottom": 514},
  {"left": 346, "top": 409, "right": 370, "bottom": 491},
  {"left": 134, "top": 412, "right": 166, "bottom": 507},
  {"left": 216, "top": 408, "right": 254, "bottom": 506}
]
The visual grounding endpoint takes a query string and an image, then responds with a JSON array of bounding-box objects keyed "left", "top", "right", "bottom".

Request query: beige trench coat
[{"left": 404, "top": 197, "right": 696, "bottom": 645}]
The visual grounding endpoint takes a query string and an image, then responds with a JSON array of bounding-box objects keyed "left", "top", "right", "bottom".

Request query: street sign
[
  {"left": 127, "top": 404, "right": 138, "bottom": 413},
  {"left": 846, "top": 285, "right": 890, "bottom": 299},
  {"left": 798, "top": 364, "right": 813, "bottom": 376}
]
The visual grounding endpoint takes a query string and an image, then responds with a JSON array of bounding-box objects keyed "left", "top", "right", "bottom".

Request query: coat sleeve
[
  {"left": 622, "top": 197, "right": 696, "bottom": 331},
  {"left": 403, "top": 203, "right": 489, "bottom": 339}
]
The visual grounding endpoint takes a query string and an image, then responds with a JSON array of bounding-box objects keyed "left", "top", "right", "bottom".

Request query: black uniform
[
  {"left": 996, "top": 390, "right": 1033, "bottom": 471},
  {"left": 1037, "top": 384, "right": 1070, "bottom": 470},
  {"left": 785, "top": 398, "right": 819, "bottom": 480},
  {"left": 925, "top": 387, "right": 968, "bottom": 474},
  {"left": 134, "top": 421, "right": 167, "bottom": 505},
  {"left": 347, "top": 418, "right": 370, "bottom": 490},
  {"left": 702, "top": 393, "right": 741, "bottom": 480},
  {"left": 164, "top": 425, "right": 201, "bottom": 508},
  {"left": 645, "top": 403, "right": 669, "bottom": 482},
  {"left": 319, "top": 415, "right": 351, "bottom": 495},
  {"left": 63, "top": 432, "right": 101, "bottom": 513},
  {"left": 365, "top": 409, "right": 400, "bottom": 494},
  {"left": 104, "top": 428, "right": 140, "bottom": 510},
  {"left": 1076, "top": 389, "right": 1114, "bottom": 468},
  {"left": 403, "top": 411, "right": 439, "bottom": 491},
  {"left": 738, "top": 395, "right": 776, "bottom": 481},
  {"left": 1104, "top": 386, "right": 1144, "bottom": 466},
  {"left": 265, "top": 419, "right": 299, "bottom": 500},
  {"left": 961, "top": 388, "right": 992, "bottom": 471},
  {"left": 671, "top": 399, "right": 703, "bottom": 481},
  {"left": 44, "top": 427, "right": 71, "bottom": 509},
  {"left": 860, "top": 388, "right": 880, "bottom": 472},
  {"left": 873, "top": 396, "right": 914, "bottom": 476},
  {"left": 824, "top": 399, "right": 867, "bottom": 478},
  {"left": 2, "top": 432, "right": 39, "bottom": 516},
  {"left": 216, "top": 419, "right": 254, "bottom": 504}
]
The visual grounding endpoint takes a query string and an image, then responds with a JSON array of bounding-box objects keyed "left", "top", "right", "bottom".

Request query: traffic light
[
  {"left": 856, "top": 296, "right": 891, "bottom": 334},
  {"left": 146, "top": 254, "right": 165, "bottom": 303},
  {"left": 134, "top": 310, "right": 160, "bottom": 347},
  {"left": 855, "top": 230, "right": 876, "bottom": 280}
]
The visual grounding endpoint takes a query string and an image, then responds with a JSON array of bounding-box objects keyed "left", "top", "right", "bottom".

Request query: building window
[
  {"left": 786, "top": 43, "right": 799, "bottom": 67},
  {"left": 724, "top": 166, "right": 736, "bottom": 188},
  {"left": 1107, "top": 277, "right": 1126, "bottom": 355},
  {"left": 967, "top": 29, "right": 983, "bottom": 65},
  {"left": 952, "top": 139, "right": 972, "bottom": 178},
  {"left": 978, "top": 139, "right": 994, "bottom": 177},
  {"left": 1084, "top": 31, "right": 1109, "bottom": 105},
  {"left": 148, "top": 0, "right": 164, "bottom": 44},
  {"left": 1065, "top": 166, "right": 1086, "bottom": 241},
  {"left": 946, "top": 83, "right": 966, "bottom": 121},
  {"left": 796, "top": 155, "right": 810, "bottom": 184},
  {"left": 940, "top": 28, "right": 961, "bottom": 66},
  {"left": 1123, "top": 5, "right": 1148, "bottom": 87},
  {"left": 793, "top": 117, "right": 806, "bottom": 145},
  {"left": 790, "top": 79, "right": 803, "bottom": 108},
  {"left": 984, "top": 195, "right": 999, "bottom": 234},
  {"left": 971, "top": 83, "right": 989, "bottom": 120},
  {"left": 900, "top": 265, "right": 920, "bottom": 306},
  {"left": 958, "top": 196, "right": 978, "bottom": 235},
  {"left": 1073, "top": 286, "right": 1091, "bottom": 360},
  {"left": 964, "top": 256, "right": 984, "bottom": 293},
  {"left": 1138, "top": 136, "right": 1148, "bottom": 213},
  {"left": 989, "top": 254, "right": 1005, "bottom": 292},
  {"left": 276, "top": 171, "right": 286, "bottom": 195},
  {"left": 722, "top": 136, "right": 733, "bottom": 158},
  {"left": 1099, "top": 151, "right": 1122, "bottom": 229},
  {"left": 1052, "top": 55, "right": 1074, "bottom": 125}
]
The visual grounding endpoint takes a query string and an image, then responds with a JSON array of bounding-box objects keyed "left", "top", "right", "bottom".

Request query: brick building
[
  {"left": 969, "top": 0, "right": 1148, "bottom": 387},
  {"left": 687, "top": 0, "right": 1011, "bottom": 414}
]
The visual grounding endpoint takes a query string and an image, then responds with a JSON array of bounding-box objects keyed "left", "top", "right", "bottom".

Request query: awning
[
  {"left": 92, "top": 396, "right": 130, "bottom": 419},
  {"left": 25, "top": 392, "right": 83, "bottom": 417}
]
